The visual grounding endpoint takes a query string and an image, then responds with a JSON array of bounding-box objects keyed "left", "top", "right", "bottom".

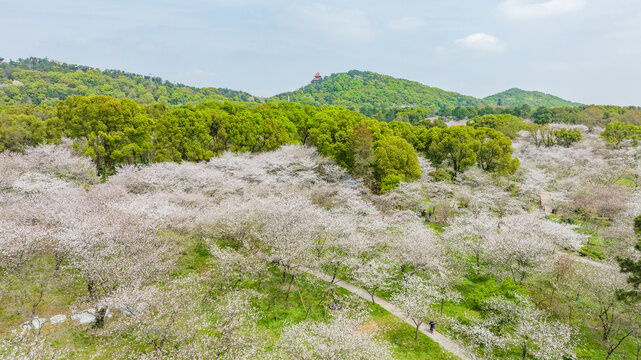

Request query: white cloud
[
  {"left": 287, "top": 3, "right": 375, "bottom": 41},
  {"left": 497, "top": 0, "right": 586, "bottom": 19},
  {"left": 455, "top": 33, "right": 507, "bottom": 53},
  {"left": 388, "top": 17, "right": 425, "bottom": 31}
]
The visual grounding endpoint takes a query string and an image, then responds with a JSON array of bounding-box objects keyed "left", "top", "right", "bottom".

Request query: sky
[{"left": 1, "top": 0, "right": 640, "bottom": 105}]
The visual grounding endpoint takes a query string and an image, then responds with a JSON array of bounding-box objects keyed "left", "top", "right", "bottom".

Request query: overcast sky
[{"left": 1, "top": 0, "right": 640, "bottom": 105}]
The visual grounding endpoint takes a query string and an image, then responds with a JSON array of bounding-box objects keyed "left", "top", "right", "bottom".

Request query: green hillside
[
  {"left": 0, "top": 59, "right": 581, "bottom": 112},
  {"left": 272, "top": 70, "right": 580, "bottom": 114},
  {"left": 0, "top": 57, "right": 254, "bottom": 106},
  {"left": 484, "top": 88, "right": 580, "bottom": 108},
  {"left": 271, "top": 70, "right": 484, "bottom": 113}
]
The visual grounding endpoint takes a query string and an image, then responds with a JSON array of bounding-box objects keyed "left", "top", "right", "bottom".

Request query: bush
[
  {"left": 467, "top": 114, "right": 526, "bottom": 139},
  {"left": 380, "top": 174, "right": 403, "bottom": 194},
  {"left": 429, "top": 169, "right": 452, "bottom": 182},
  {"left": 554, "top": 128, "right": 582, "bottom": 147},
  {"left": 465, "top": 276, "right": 522, "bottom": 310}
]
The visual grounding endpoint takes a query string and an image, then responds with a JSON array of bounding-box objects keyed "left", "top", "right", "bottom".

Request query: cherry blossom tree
[
  {"left": 388, "top": 218, "right": 441, "bottom": 274},
  {"left": 0, "top": 143, "right": 98, "bottom": 190},
  {"left": 391, "top": 275, "right": 439, "bottom": 340},
  {"left": 571, "top": 184, "right": 629, "bottom": 222},
  {"left": 488, "top": 214, "right": 585, "bottom": 285},
  {"left": 106, "top": 279, "right": 205, "bottom": 357},
  {"left": 205, "top": 242, "right": 269, "bottom": 292},
  {"left": 106, "top": 280, "right": 262, "bottom": 359},
  {"left": 453, "top": 295, "right": 575, "bottom": 360},
  {"left": 430, "top": 267, "right": 463, "bottom": 316},
  {"left": 352, "top": 258, "right": 396, "bottom": 304},
  {"left": 257, "top": 195, "right": 325, "bottom": 300},
  {"left": 484, "top": 295, "right": 575, "bottom": 360},
  {"left": 451, "top": 319, "right": 510, "bottom": 360},
  {"left": 442, "top": 212, "right": 499, "bottom": 275},
  {"left": 0, "top": 195, "right": 66, "bottom": 326},
  {"left": 277, "top": 310, "right": 394, "bottom": 360},
  {"left": 0, "top": 200, "right": 47, "bottom": 284},
  {"left": 44, "top": 187, "right": 177, "bottom": 328},
  {"left": 531, "top": 254, "right": 580, "bottom": 323},
  {"left": 576, "top": 265, "right": 639, "bottom": 359},
  {"left": 0, "top": 332, "right": 67, "bottom": 360}
]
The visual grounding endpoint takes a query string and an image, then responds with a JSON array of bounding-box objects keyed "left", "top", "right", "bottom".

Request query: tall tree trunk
[
  {"left": 94, "top": 307, "right": 107, "bottom": 328},
  {"left": 606, "top": 350, "right": 613, "bottom": 360},
  {"left": 87, "top": 281, "right": 96, "bottom": 300},
  {"left": 55, "top": 253, "right": 64, "bottom": 273},
  {"left": 330, "top": 265, "right": 339, "bottom": 285},
  {"left": 285, "top": 274, "right": 295, "bottom": 302}
]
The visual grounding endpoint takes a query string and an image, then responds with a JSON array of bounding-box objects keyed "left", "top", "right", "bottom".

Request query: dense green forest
[
  {"left": 271, "top": 70, "right": 483, "bottom": 115},
  {"left": 0, "top": 57, "right": 254, "bottom": 106},
  {"left": 6, "top": 57, "right": 629, "bottom": 128},
  {"left": 367, "top": 103, "right": 641, "bottom": 129},
  {"left": 530, "top": 105, "right": 641, "bottom": 127},
  {"left": 1, "top": 57, "right": 639, "bottom": 192},
  {"left": 272, "top": 70, "right": 580, "bottom": 116},
  {"left": 0, "top": 94, "right": 521, "bottom": 193},
  {"left": 2, "top": 56, "right": 639, "bottom": 194}
]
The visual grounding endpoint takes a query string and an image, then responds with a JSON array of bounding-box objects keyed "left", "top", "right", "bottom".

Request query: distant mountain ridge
[
  {"left": 0, "top": 58, "right": 580, "bottom": 110},
  {"left": 273, "top": 70, "right": 580, "bottom": 111},
  {"left": 483, "top": 88, "right": 581, "bottom": 108},
  {"left": 0, "top": 57, "right": 254, "bottom": 106}
]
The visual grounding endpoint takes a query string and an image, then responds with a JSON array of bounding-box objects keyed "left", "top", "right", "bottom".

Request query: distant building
[{"left": 311, "top": 72, "right": 322, "bottom": 84}]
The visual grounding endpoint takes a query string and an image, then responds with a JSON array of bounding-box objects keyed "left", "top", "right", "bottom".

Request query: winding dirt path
[
  {"left": 304, "top": 268, "right": 473, "bottom": 360},
  {"left": 572, "top": 254, "right": 617, "bottom": 270},
  {"left": 539, "top": 191, "right": 553, "bottom": 215}
]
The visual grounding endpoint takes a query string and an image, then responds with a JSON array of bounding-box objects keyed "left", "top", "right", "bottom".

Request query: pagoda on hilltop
[{"left": 311, "top": 72, "right": 322, "bottom": 84}]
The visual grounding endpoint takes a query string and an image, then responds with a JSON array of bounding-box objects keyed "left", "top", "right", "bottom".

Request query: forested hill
[
  {"left": 0, "top": 58, "right": 581, "bottom": 111},
  {"left": 271, "top": 70, "right": 483, "bottom": 113},
  {"left": 272, "top": 70, "right": 580, "bottom": 113},
  {"left": 0, "top": 57, "right": 254, "bottom": 106},
  {"left": 484, "top": 88, "right": 580, "bottom": 108}
]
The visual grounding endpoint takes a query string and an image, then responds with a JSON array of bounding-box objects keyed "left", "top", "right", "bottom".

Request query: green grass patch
[{"left": 369, "top": 304, "right": 457, "bottom": 360}]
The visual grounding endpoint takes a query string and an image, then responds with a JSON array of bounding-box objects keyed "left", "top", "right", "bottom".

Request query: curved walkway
[
  {"left": 539, "top": 191, "right": 553, "bottom": 215},
  {"left": 304, "top": 268, "right": 473, "bottom": 360},
  {"left": 572, "top": 253, "right": 617, "bottom": 270}
]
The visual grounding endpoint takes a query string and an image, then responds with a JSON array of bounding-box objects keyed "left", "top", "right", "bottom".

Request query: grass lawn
[{"left": 369, "top": 304, "right": 457, "bottom": 360}]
